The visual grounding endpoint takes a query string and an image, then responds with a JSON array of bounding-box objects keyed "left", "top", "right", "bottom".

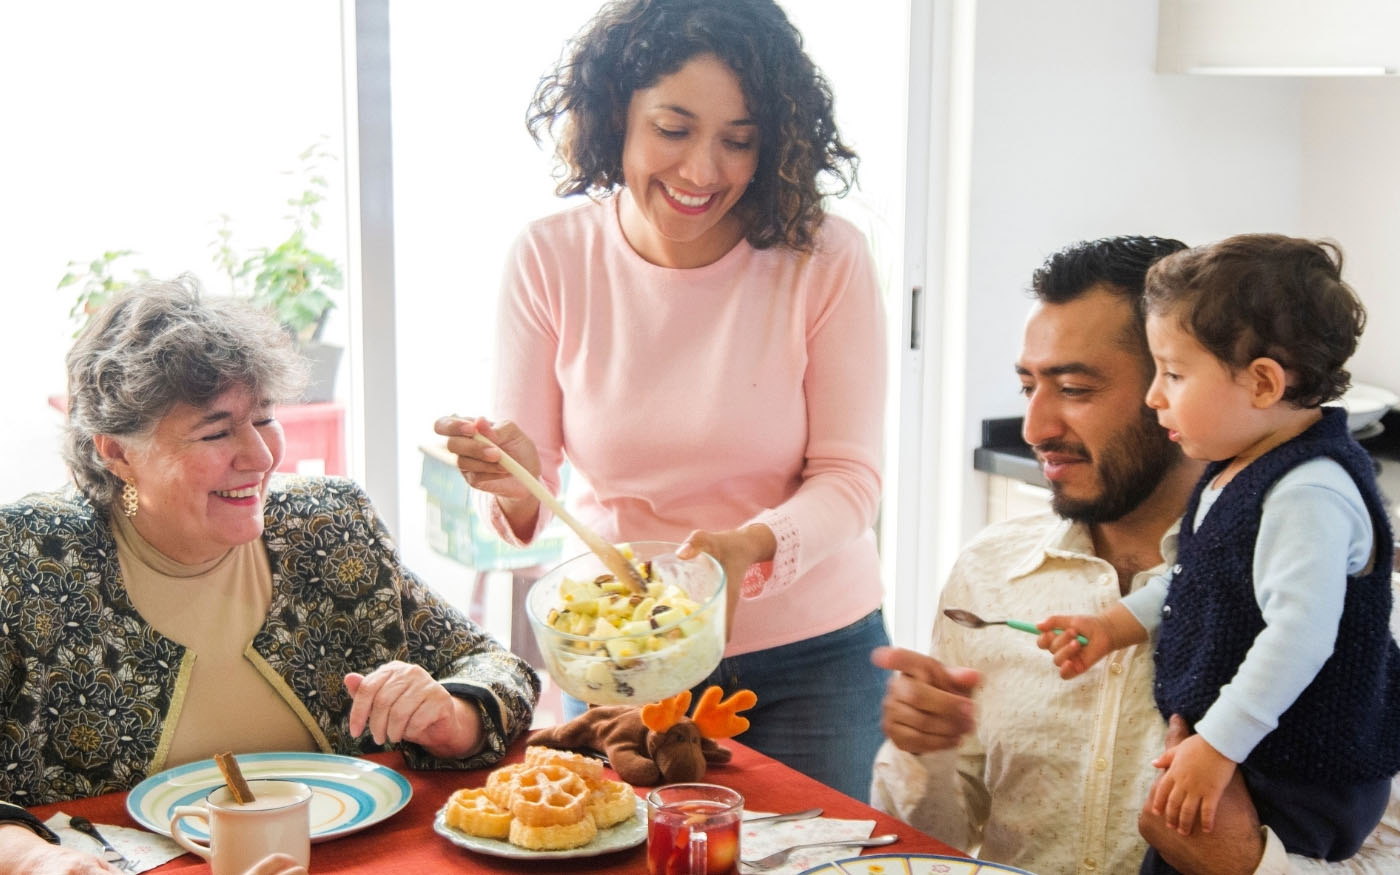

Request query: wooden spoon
[{"left": 471, "top": 434, "right": 647, "bottom": 593}]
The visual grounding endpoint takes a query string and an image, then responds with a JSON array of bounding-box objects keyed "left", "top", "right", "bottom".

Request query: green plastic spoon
[{"left": 944, "top": 608, "right": 1090, "bottom": 646}]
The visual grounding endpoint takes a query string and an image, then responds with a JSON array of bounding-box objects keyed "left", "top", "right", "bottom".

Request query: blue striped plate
[{"left": 126, "top": 752, "right": 411, "bottom": 843}]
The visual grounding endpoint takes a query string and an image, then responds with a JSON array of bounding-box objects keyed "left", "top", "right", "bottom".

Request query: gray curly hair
[{"left": 64, "top": 275, "right": 308, "bottom": 509}]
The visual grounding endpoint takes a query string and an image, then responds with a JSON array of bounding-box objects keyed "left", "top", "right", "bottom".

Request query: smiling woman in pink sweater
[{"left": 437, "top": 0, "right": 890, "bottom": 801}]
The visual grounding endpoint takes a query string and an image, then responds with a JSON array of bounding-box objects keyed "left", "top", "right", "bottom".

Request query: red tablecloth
[{"left": 32, "top": 740, "right": 965, "bottom": 873}]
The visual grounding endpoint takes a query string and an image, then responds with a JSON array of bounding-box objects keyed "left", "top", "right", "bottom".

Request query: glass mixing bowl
[{"left": 526, "top": 540, "right": 726, "bottom": 705}]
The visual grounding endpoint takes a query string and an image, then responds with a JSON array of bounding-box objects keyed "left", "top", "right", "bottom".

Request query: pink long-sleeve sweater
[{"left": 487, "top": 193, "right": 886, "bottom": 656}]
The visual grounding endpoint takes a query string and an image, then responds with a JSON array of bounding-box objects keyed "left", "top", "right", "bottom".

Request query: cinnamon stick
[{"left": 214, "top": 751, "right": 256, "bottom": 804}]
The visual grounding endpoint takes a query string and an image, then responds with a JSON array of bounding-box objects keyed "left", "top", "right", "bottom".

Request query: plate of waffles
[
  {"left": 433, "top": 794, "right": 646, "bottom": 860},
  {"left": 434, "top": 746, "right": 646, "bottom": 859}
]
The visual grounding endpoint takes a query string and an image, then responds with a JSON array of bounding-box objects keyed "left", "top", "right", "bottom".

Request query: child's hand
[
  {"left": 1035, "top": 614, "right": 1111, "bottom": 678},
  {"left": 1036, "top": 603, "right": 1147, "bottom": 680},
  {"left": 1150, "top": 733, "right": 1237, "bottom": 835}
]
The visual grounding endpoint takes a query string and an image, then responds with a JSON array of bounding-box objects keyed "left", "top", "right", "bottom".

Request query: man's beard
[{"left": 1042, "top": 406, "right": 1181, "bottom": 524}]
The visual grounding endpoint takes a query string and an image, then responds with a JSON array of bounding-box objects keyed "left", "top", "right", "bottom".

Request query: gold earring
[{"left": 121, "top": 482, "right": 138, "bottom": 518}]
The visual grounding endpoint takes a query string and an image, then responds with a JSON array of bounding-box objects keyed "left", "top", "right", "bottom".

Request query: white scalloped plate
[{"left": 433, "top": 795, "right": 646, "bottom": 860}]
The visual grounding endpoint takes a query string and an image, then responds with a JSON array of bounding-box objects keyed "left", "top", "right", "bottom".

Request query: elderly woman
[{"left": 0, "top": 278, "right": 538, "bottom": 872}]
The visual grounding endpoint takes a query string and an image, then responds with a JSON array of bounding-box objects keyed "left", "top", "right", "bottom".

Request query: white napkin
[
  {"left": 44, "top": 811, "right": 185, "bottom": 873},
  {"left": 741, "top": 810, "right": 877, "bottom": 875}
]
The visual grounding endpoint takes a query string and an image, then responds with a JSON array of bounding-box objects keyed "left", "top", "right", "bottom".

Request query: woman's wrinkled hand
[
  {"left": 344, "top": 661, "right": 481, "bottom": 759},
  {"left": 0, "top": 824, "right": 121, "bottom": 874},
  {"left": 677, "top": 525, "right": 775, "bottom": 635}
]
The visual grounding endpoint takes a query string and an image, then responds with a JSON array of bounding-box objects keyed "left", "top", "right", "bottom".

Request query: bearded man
[{"left": 870, "top": 236, "right": 1400, "bottom": 875}]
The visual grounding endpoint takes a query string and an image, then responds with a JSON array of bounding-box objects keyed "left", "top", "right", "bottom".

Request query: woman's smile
[
  {"left": 659, "top": 181, "right": 718, "bottom": 213},
  {"left": 618, "top": 53, "right": 760, "bottom": 268}
]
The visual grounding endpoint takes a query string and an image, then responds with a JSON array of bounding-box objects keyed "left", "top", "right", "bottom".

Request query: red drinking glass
[{"left": 646, "top": 783, "right": 743, "bottom": 875}]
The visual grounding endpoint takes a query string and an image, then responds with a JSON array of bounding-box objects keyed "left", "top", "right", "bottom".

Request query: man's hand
[
  {"left": 345, "top": 661, "right": 482, "bottom": 758},
  {"left": 1139, "top": 714, "right": 1265, "bottom": 875},
  {"left": 870, "top": 646, "right": 979, "bottom": 754}
]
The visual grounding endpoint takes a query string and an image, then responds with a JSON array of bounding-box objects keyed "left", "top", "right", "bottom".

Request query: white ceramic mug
[{"left": 170, "top": 779, "right": 312, "bottom": 875}]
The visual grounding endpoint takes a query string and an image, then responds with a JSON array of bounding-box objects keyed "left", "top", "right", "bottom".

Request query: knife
[{"left": 745, "top": 807, "right": 822, "bottom": 825}]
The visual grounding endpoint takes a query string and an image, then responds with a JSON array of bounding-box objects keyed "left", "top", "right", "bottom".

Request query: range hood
[{"left": 1157, "top": 0, "right": 1400, "bottom": 76}]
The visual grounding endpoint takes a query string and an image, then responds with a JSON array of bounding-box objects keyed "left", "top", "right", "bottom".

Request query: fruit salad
[{"left": 528, "top": 543, "right": 725, "bottom": 705}]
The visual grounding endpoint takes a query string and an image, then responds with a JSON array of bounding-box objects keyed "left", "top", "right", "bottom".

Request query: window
[{"left": 2, "top": 0, "right": 351, "bottom": 498}]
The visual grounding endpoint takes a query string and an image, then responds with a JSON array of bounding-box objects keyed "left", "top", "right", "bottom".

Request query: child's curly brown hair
[
  {"left": 1144, "top": 234, "right": 1367, "bottom": 408},
  {"left": 527, "top": 0, "right": 857, "bottom": 252}
]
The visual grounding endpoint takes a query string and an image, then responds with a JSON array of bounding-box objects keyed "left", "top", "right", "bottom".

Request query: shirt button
[
  {"left": 1095, "top": 757, "right": 1108, "bottom": 771},
  {"left": 1110, "top": 662, "right": 1123, "bottom": 674},
  {"left": 1084, "top": 858, "right": 1098, "bottom": 870},
  {"left": 1162, "top": 604, "right": 1172, "bottom": 616},
  {"left": 1172, "top": 564, "right": 1182, "bottom": 574}
]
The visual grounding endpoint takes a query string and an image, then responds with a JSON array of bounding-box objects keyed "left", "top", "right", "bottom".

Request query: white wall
[
  {"left": 944, "top": 0, "right": 1307, "bottom": 547},
  {"left": 1299, "top": 79, "right": 1400, "bottom": 391}
]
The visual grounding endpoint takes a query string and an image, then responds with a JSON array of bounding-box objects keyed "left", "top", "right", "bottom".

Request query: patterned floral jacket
[{"left": 0, "top": 476, "right": 539, "bottom": 807}]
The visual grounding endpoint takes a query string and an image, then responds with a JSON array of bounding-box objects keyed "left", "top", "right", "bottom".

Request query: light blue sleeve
[
  {"left": 1120, "top": 572, "right": 1169, "bottom": 633},
  {"left": 1195, "top": 458, "right": 1374, "bottom": 763}
]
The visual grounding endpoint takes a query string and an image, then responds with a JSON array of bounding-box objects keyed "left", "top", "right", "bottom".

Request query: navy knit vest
[{"left": 1154, "top": 407, "right": 1400, "bottom": 783}]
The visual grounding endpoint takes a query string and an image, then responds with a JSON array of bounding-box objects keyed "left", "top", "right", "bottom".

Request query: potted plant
[
  {"left": 212, "top": 140, "right": 345, "bottom": 402},
  {"left": 62, "top": 143, "right": 346, "bottom": 401},
  {"left": 57, "top": 250, "right": 151, "bottom": 336}
]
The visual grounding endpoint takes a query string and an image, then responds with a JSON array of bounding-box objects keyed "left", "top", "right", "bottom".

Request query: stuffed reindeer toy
[{"left": 530, "top": 686, "right": 756, "bottom": 785}]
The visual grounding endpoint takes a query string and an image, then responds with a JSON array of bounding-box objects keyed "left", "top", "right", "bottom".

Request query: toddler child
[{"left": 1036, "top": 234, "right": 1400, "bottom": 873}]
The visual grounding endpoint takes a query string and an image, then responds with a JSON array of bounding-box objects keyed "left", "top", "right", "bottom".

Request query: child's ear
[{"left": 1244, "top": 357, "right": 1288, "bottom": 408}]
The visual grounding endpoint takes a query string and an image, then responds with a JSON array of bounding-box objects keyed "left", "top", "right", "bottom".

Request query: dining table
[{"left": 32, "top": 737, "right": 967, "bottom": 873}]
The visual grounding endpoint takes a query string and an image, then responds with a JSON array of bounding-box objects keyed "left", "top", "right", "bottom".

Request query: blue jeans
[{"left": 562, "top": 609, "right": 891, "bottom": 802}]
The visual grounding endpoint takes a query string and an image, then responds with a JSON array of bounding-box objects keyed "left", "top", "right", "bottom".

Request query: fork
[
  {"left": 68, "top": 815, "right": 137, "bottom": 872},
  {"left": 740, "top": 833, "right": 899, "bottom": 870}
]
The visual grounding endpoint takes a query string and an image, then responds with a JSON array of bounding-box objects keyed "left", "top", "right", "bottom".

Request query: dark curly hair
[
  {"left": 1144, "top": 234, "right": 1366, "bottom": 408},
  {"left": 527, "top": 0, "right": 857, "bottom": 252},
  {"left": 1030, "top": 235, "right": 1189, "bottom": 373}
]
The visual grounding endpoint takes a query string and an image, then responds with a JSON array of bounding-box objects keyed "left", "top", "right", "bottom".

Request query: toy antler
[
  {"left": 691, "top": 686, "right": 756, "bottom": 739},
  {"left": 641, "top": 690, "right": 693, "bottom": 733}
]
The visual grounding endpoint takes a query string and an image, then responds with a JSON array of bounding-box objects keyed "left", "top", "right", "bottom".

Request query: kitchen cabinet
[
  {"left": 974, "top": 418, "right": 1053, "bottom": 525},
  {"left": 1157, "top": 0, "right": 1400, "bottom": 75},
  {"left": 985, "top": 474, "right": 1053, "bottom": 526}
]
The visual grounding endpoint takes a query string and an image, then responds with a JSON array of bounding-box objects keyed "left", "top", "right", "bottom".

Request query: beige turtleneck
[{"left": 112, "top": 512, "right": 317, "bottom": 767}]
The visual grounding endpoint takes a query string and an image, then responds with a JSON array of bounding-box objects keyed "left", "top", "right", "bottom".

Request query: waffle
[
  {"left": 447, "top": 746, "right": 638, "bottom": 851},
  {"left": 443, "top": 787, "right": 511, "bottom": 839}
]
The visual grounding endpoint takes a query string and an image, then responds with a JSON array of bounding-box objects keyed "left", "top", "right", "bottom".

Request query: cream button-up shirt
[{"left": 871, "top": 512, "right": 1400, "bottom": 875}]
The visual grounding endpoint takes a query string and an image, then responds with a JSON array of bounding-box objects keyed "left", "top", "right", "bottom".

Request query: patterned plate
[
  {"left": 433, "top": 795, "right": 646, "bottom": 859},
  {"left": 798, "top": 854, "right": 1037, "bottom": 874},
  {"left": 126, "top": 752, "right": 411, "bottom": 842}
]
